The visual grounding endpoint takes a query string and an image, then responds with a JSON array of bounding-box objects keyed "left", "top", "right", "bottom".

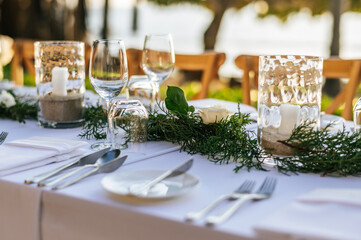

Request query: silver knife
[
  {"left": 129, "top": 157, "right": 194, "bottom": 196},
  {"left": 24, "top": 147, "right": 111, "bottom": 184}
]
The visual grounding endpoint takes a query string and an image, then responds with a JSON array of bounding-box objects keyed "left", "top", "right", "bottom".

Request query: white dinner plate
[{"left": 102, "top": 170, "right": 199, "bottom": 199}]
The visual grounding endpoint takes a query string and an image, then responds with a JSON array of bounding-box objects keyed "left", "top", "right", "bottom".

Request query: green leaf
[
  {"left": 189, "top": 105, "right": 195, "bottom": 113},
  {"left": 165, "top": 86, "right": 192, "bottom": 115}
]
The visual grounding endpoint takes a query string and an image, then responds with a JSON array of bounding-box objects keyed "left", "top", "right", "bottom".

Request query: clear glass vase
[
  {"left": 257, "top": 55, "right": 323, "bottom": 156},
  {"left": 35, "top": 41, "right": 85, "bottom": 128}
]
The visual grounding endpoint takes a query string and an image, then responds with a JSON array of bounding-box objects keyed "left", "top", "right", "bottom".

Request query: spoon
[
  {"left": 38, "top": 149, "right": 121, "bottom": 187},
  {"left": 52, "top": 154, "right": 128, "bottom": 190}
]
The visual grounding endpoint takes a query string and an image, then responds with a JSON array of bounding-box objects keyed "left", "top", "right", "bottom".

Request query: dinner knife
[
  {"left": 24, "top": 147, "right": 111, "bottom": 184},
  {"left": 129, "top": 157, "right": 194, "bottom": 196}
]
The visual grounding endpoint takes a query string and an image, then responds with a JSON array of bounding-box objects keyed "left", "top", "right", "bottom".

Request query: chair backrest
[
  {"left": 322, "top": 58, "right": 361, "bottom": 120},
  {"left": 126, "top": 49, "right": 226, "bottom": 99},
  {"left": 11, "top": 39, "right": 35, "bottom": 85},
  {"left": 234, "top": 55, "right": 259, "bottom": 106},
  {"left": 126, "top": 48, "right": 144, "bottom": 77},
  {"left": 10, "top": 39, "right": 92, "bottom": 86},
  {"left": 175, "top": 52, "right": 225, "bottom": 99},
  {"left": 234, "top": 55, "right": 361, "bottom": 120}
]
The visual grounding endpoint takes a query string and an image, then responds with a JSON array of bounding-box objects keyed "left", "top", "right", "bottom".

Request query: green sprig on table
[
  {"left": 79, "top": 104, "right": 107, "bottom": 140},
  {"left": 0, "top": 90, "right": 37, "bottom": 123},
  {"left": 272, "top": 123, "right": 361, "bottom": 176}
]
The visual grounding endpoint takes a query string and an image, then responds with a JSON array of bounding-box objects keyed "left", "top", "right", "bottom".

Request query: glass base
[
  {"left": 38, "top": 119, "right": 83, "bottom": 129},
  {"left": 91, "top": 141, "right": 112, "bottom": 150}
]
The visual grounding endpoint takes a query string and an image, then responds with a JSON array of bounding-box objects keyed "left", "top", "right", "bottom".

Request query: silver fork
[
  {"left": 186, "top": 180, "right": 255, "bottom": 221},
  {"left": 0, "top": 131, "right": 8, "bottom": 145},
  {"left": 206, "top": 177, "right": 277, "bottom": 225}
]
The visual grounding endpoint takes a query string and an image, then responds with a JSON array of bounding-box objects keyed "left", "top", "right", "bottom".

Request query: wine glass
[
  {"left": 141, "top": 34, "right": 175, "bottom": 102},
  {"left": 89, "top": 39, "right": 129, "bottom": 149}
]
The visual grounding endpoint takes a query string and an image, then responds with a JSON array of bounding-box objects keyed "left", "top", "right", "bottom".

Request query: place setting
[{"left": 1, "top": 34, "right": 198, "bottom": 201}]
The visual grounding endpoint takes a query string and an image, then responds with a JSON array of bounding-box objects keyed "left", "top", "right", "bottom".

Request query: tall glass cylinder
[
  {"left": 257, "top": 55, "right": 323, "bottom": 156},
  {"left": 35, "top": 41, "right": 85, "bottom": 128}
]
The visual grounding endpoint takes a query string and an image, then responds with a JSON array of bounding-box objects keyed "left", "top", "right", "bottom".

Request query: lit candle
[
  {"left": 278, "top": 104, "right": 300, "bottom": 135},
  {"left": 52, "top": 67, "right": 69, "bottom": 96}
]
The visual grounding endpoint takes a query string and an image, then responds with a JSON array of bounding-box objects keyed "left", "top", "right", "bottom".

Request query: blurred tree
[
  {"left": 149, "top": 0, "right": 361, "bottom": 96},
  {"left": 257, "top": 0, "right": 361, "bottom": 96},
  {"left": 102, "top": 0, "right": 109, "bottom": 39},
  {"left": 149, "top": 0, "right": 361, "bottom": 56},
  {"left": 132, "top": 0, "right": 140, "bottom": 33},
  {"left": 257, "top": 0, "right": 343, "bottom": 56},
  {"left": 0, "top": 0, "right": 87, "bottom": 41},
  {"left": 148, "top": 0, "right": 252, "bottom": 50}
]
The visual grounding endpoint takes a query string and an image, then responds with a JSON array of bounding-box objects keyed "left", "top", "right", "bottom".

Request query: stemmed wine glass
[
  {"left": 89, "top": 39, "right": 129, "bottom": 149},
  {"left": 141, "top": 34, "right": 175, "bottom": 102}
]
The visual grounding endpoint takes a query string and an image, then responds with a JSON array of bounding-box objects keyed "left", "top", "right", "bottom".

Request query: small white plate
[{"left": 102, "top": 170, "right": 199, "bottom": 199}]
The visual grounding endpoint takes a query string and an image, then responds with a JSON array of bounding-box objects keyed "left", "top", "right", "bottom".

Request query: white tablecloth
[{"left": 1, "top": 99, "right": 360, "bottom": 240}]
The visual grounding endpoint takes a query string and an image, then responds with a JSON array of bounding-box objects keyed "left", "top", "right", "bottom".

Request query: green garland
[
  {"left": 272, "top": 123, "right": 361, "bottom": 176},
  {"left": 3, "top": 87, "right": 361, "bottom": 176},
  {"left": 79, "top": 105, "right": 107, "bottom": 140},
  {"left": 147, "top": 86, "right": 267, "bottom": 172},
  {"left": 0, "top": 90, "right": 37, "bottom": 123}
]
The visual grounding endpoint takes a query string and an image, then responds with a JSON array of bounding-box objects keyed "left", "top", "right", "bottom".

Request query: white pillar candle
[
  {"left": 52, "top": 67, "right": 69, "bottom": 96},
  {"left": 279, "top": 104, "right": 301, "bottom": 135}
]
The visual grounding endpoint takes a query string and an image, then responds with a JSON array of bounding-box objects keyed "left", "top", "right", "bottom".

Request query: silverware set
[
  {"left": 25, "top": 148, "right": 128, "bottom": 190},
  {"left": 186, "top": 177, "right": 277, "bottom": 225},
  {"left": 0, "top": 131, "right": 8, "bottom": 145}
]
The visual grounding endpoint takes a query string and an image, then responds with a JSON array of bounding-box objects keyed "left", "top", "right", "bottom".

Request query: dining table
[{"left": 1, "top": 92, "right": 360, "bottom": 240}]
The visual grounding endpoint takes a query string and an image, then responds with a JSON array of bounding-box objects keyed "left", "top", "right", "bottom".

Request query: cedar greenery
[
  {"left": 148, "top": 86, "right": 267, "bottom": 172},
  {"left": 78, "top": 104, "right": 107, "bottom": 140},
  {"left": 4, "top": 87, "right": 361, "bottom": 176},
  {"left": 272, "top": 123, "right": 361, "bottom": 176},
  {"left": 0, "top": 90, "right": 37, "bottom": 123}
]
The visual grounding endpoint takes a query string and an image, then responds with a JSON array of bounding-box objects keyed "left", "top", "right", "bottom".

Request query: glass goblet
[
  {"left": 141, "top": 33, "right": 175, "bottom": 102},
  {"left": 89, "top": 39, "right": 129, "bottom": 150}
]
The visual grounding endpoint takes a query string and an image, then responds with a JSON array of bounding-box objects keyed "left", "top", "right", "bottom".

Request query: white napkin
[
  {"left": 254, "top": 188, "right": 361, "bottom": 240},
  {"left": 0, "top": 136, "right": 88, "bottom": 177}
]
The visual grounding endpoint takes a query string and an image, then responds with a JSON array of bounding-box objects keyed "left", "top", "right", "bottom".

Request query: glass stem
[
  {"left": 105, "top": 100, "right": 111, "bottom": 144},
  {"left": 153, "top": 81, "right": 161, "bottom": 103}
]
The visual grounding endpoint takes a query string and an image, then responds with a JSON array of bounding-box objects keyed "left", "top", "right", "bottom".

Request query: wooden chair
[
  {"left": 234, "top": 55, "right": 361, "bottom": 120},
  {"left": 322, "top": 58, "right": 361, "bottom": 120},
  {"left": 175, "top": 52, "right": 225, "bottom": 99},
  {"left": 234, "top": 55, "right": 259, "bottom": 106},
  {"left": 10, "top": 39, "right": 92, "bottom": 86},
  {"left": 11, "top": 39, "right": 35, "bottom": 85},
  {"left": 126, "top": 49, "right": 226, "bottom": 99},
  {"left": 126, "top": 48, "right": 144, "bottom": 77}
]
